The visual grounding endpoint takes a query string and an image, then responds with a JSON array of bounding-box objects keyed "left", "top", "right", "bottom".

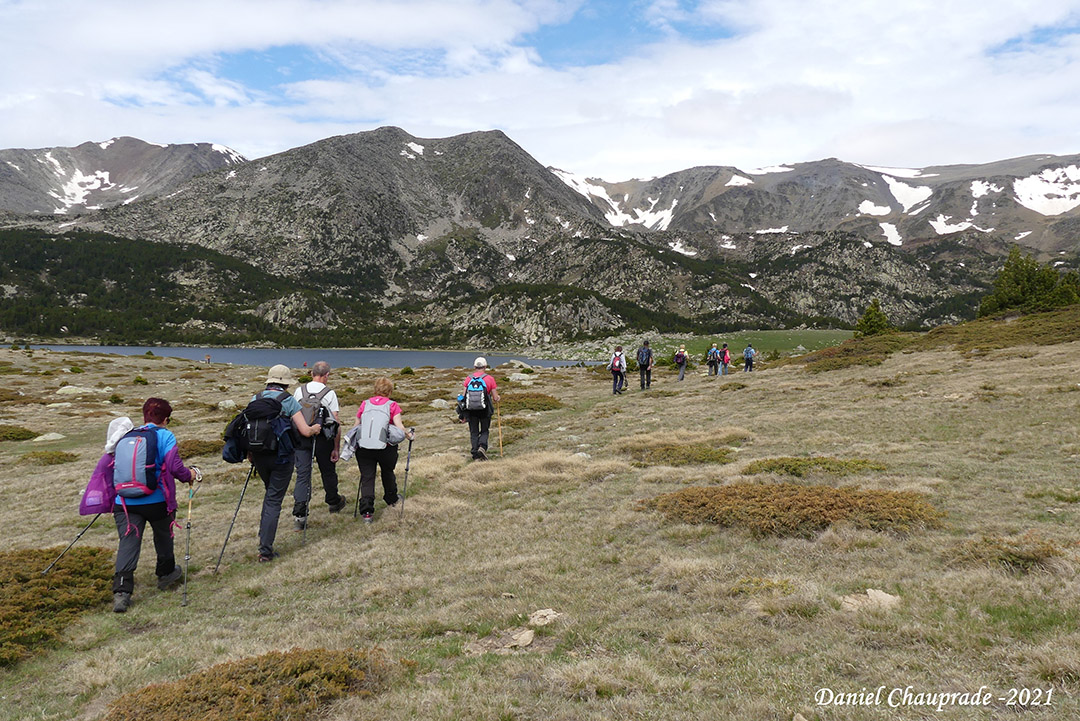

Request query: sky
[{"left": 2, "top": 0, "right": 1080, "bottom": 180}]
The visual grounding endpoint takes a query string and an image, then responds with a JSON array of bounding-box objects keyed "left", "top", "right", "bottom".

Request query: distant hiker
[
  {"left": 674, "top": 345, "right": 688, "bottom": 381},
  {"left": 291, "top": 361, "right": 346, "bottom": 531},
  {"left": 249, "top": 365, "right": 322, "bottom": 562},
  {"left": 743, "top": 344, "right": 757, "bottom": 372},
  {"left": 609, "top": 346, "right": 627, "bottom": 394},
  {"left": 706, "top": 343, "right": 721, "bottom": 376},
  {"left": 720, "top": 343, "right": 731, "bottom": 375},
  {"left": 462, "top": 357, "right": 500, "bottom": 460},
  {"left": 204, "top": 354, "right": 211, "bottom": 365},
  {"left": 346, "top": 376, "right": 414, "bottom": 523},
  {"left": 636, "top": 340, "right": 654, "bottom": 389},
  {"left": 111, "top": 398, "right": 195, "bottom": 613}
]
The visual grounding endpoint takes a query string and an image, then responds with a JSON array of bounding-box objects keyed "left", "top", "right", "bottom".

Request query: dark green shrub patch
[
  {"left": 641, "top": 483, "right": 943, "bottom": 537},
  {"left": 630, "top": 444, "right": 734, "bottom": 467},
  {"left": 0, "top": 425, "right": 36, "bottom": 441},
  {"left": 947, "top": 532, "right": 1066, "bottom": 574},
  {"left": 743, "top": 457, "right": 886, "bottom": 477},
  {"left": 499, "top": 393, "right": 562, "bottom": 412},
  {"left": 103, "top": 648, "right": 389, "bottom": 721},
  {"left": 177, "top": 439, "right": 225, "bottom": 458},
  {"left": 19, "top": 451, "right": 78, "bottom": 465},
  {"left": 0, "top": 546, "right": 112, "bottom": 666}
]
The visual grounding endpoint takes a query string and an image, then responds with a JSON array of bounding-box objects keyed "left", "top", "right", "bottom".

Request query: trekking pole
[
  {"left": 399, "top": 429, "right": 414, "bottom": 520},
  {"left": 303, "top": 434, "right": 315, "bottom": 545},
  {"left": 41, "top": 514, "right": 101, "bottom": 574},
  {"left": 496, "top": 401, "right": 504, "bottom": 457},
  {"left": 214, "top": 463, "right": 254, "bottom": 575},
  {"left": 181, "top": 467, "right": 202, "bottom": 607}
]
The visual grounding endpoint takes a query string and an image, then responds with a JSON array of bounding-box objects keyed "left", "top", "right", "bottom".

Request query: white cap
[{"left": 474, "top": 357, "right": 488, "bottom": 368}]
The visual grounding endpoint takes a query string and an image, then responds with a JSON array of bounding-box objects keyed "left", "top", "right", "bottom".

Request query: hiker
[
  {"left": 706, "top": 343, "right": 721, "bottom": 376},
  {"left": 720, "top": 343, "right": 731, "bottom": 375},
  {"left": 348, "top": 376, "right": 414, "bottom": 523},
  {"left": 250, "top": 365, "right": 322, "bottom": 562},
  {"left": 636, "top": 340, "right": 654, "bottom": 389},
  {"left": 291, "top": 361, "right": 346, "bottom": 531},
  {"left": 743, "top": 343, "right": 757, "bottom": 372},
  {"left": 609, "top": 345, "right": 627, "bottom": 394},
  {"left": 462, "top": 357, "right": 500, "bottom": 460},
  {"left": 674, "top": 345, "right": 688, "bottom": 381},
  {"left": 111, "top": 398, "right": 195, "bottom": 613}
]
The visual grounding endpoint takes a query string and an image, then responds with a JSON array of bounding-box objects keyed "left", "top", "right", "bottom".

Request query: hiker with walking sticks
[
  {"left": 110, "top": 398, "right": 197, "bottom": 613},
  {"left": 291, "top": 361, "right": 346, "bottom": 533},
  {"left": 462, "top": 357, "right": 500, "bottom": 461},
  {"left": 345, "top": 376, "right": 414, "bottom": 523}
]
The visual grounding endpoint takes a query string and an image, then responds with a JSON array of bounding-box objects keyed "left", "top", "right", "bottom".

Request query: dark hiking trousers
[
  {"left": 252, "top": 450, "right": 294, "bottom": 557},
  {"left": 640, "top": 367, "right": 651, "bottom": 388},
  {"left": 113, "top": 501, "right": 175, "bottom": 594},
  {"left": 292, "top": 437, "right": 341, "bottom": 516},
  {"left": 355, "top": 445, "right": 399, "bottom": 516},
  {"left": 467, "top": 411, "right": 492, "bottom": 458}
]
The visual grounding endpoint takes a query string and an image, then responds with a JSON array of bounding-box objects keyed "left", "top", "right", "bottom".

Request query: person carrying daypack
[
  {"left": 462, "top": 357, "right": 500, "bottom": 461},
  {"left": 636, "top": 340, "right": 654, "bottom": 389},
  {"left": 609, "top": 346, "right": 627, "bottom": 395},
  {"left": 743, "top": 343, "right": 757, "bottom": 372},
  {"left": 110, "top": 398, "right": 195, "bottom": 613},
  {"left": 706, "top": 343, "right": 721, "bottom": 376},
  {"left": 291, "top": 361, "right": 346, "bottom": 531},
  {"left": 720, "top": 343, "right": 731, "bottom": 375},
  {"left": 246, "top": 365, "right": 322, "bottom": 563},
  {"left": 674, "top": 345, "right": 688, "bottom": 381},
  {"left": 347, "top": 376, "right": 415, "bottom": 522}
]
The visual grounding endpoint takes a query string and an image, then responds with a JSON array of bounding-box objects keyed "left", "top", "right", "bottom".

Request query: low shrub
[
  {"left": 629, "top": 444, "right": 734, "bottom": 467},
  {"left": 68, "top": 366, "right": 84, "bottom": 374},
  {"left": 133, "top": 376, "right": 149, "bottom": 385},
  {"left": 743, "top": 457, "right": 886, "bottom": 477},
  {"left": 298, "top": 373, "right": 313, "bottom": 384},
  {"left": 103, "top": 648, "right": 389, "bottom": 721},
  {"left": 108, "top": 394, "right": 124, "bottom": 404},
  {"left": 177, "top": 439, "right": 225, "bottom": 458},
  {"left": 499, "top": 392, "right": 562, "bottom": 412},
  {"left": 640, "top": 483, "right": 943, "bottom": 537},
  {"left": 400, "top": 366, "right": 415, "bottom": 375},
  {"left": 0, "top": 546, "right": 112, "bottom": 666},
  {"left": 20, "top": 451, "right": 78, "bottom": 465},
  {"left": 947, "top": 532, "right": 1066, "bottom": 573},
  {"left": 0, "top": 425, "right": 36, "bottom": 442}
]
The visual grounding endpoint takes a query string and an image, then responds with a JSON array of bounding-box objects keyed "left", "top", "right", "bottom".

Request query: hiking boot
[
  {"left": 293, "top": 515, "right": 308, "bottom": 531},
  {"left": 328, "top": 496, "right": 348, "bottom": 513},
  {"left": 112, "top": 592, "right": 132, "bottom": 613},
  {"left": 361, "top": 512, "right": 374, "bottom": 524},
  {"left": 477, "top": 447, "right": 488, "bottom": 461},
  {"left": 157, "top": 566, "right": 182, "bottom": 591},
  {"left": 258, "top": 551, "right": 280, "bottom": 563}
]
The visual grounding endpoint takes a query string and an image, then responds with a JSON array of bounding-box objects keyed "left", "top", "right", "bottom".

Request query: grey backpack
[{"left": 357, "top": 399, "right": 391, "bottom": 450}]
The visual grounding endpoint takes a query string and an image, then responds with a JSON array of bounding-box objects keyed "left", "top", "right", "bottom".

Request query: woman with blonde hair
[{"left": 351, "top": 376, "right": 414, "bottom": 523}]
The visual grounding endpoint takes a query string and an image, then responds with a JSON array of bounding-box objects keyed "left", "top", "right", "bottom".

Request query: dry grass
[
  {"left": 947, "top": 532, "right": 1069, "bottom": 574},
  {"left": 743, "top": 456, "right": 886, "bottom": 477}
]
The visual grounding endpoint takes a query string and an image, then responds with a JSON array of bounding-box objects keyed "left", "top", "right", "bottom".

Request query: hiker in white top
[{"left": 291, "top": 361, "right": 346, "bottom": 530}]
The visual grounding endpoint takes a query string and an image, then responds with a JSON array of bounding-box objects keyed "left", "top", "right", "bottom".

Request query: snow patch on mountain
[
  {"left": 550, "top": 168, "right": 676, "bottom": 229},
  {"left": 668, "top": 240, "right": 697, "bottom": 256},
  {"left": 883, "top": 176, "right": 933, "bottom": 213},
  {"left": 719, "top": 236, "right": 736, "bottom": 250},
  {"left": 757, "top": 226, "right": 790, "bottom": 234},
  {"left": 49, "top": 169, "right": 116, "bottom": 214},
  {"left": 1015, "top": 231, "right": 1032, "bottom": 241},
  {"left": 929, "top": 215, "right": 994, "bottom": 234},
  {"left": 858, "top": 165, "right": 938, "bottom": 179},
  {"left": 5, "top": 161, "right": 20, "bottom": 173},
  {"left": 880, "top": 222, "right": 902, "bottom": 246},
  {"left": 858, "top": 200, "right": 891, "bottom": 216},
  {"left": 406, "top": 142, "right": 425, "bottom": 156},
  {"left": 1012, "top": 166, "right": 1080, "bottom": 216},
  {"left": 971, "top": 180, "right": 1003, "bottom": 198},
  {"left": 748, "top": 165, "right": 794, "bottom": 175},
  {"left": 98, "top": 139, "right": 116, "bottom": 151},
  {"left": 212, "top": 144, "right": 246, "bottom": 164},
  {"left": 726, "top": 174, "right": 754, "bottom": 186}
]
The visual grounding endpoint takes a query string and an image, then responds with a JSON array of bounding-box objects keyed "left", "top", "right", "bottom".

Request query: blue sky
[{"left": 2, "top": 0, "right": 1080, "bottom": 179}]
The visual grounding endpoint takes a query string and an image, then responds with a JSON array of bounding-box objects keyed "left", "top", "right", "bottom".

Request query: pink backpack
[{"left": 80, "top": 454, "right": 116, "bottom": 515}]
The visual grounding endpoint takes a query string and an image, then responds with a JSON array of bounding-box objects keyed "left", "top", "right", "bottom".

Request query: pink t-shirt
[
  {"left": 463, "top": 372, "right": 497, "bottom": 393},
  {"left": 356, "top": 396, "right": 402, "bottom": 421}
]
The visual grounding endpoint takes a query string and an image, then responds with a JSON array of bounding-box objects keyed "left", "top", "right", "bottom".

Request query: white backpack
[{"left": 357, "top": 400, "right": 391, "bottom": 449}]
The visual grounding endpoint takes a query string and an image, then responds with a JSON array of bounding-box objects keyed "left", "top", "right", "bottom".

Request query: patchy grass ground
[{"left": 1, "top": 317, "right": 1079, "bottom": 719}]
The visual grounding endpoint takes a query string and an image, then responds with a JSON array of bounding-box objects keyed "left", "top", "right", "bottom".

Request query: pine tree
[
  {"left": 979, "top": 246, "right": 1080, "bottom": 317},
  {"left": 855, "top": 299, "right": 894, "bottom": 337}
]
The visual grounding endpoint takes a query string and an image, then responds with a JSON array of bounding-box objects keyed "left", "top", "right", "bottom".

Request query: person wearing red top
[
  {"left": 462, "top": 357, "right": 500, "bottom": 460},
  {"left": 352, "top": 376, "right": 414, "bottom": 522}
]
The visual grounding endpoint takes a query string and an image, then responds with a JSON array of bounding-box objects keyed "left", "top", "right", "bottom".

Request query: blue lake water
[{"left": 28, "top": 344, "right": 585, "bottom": 369}]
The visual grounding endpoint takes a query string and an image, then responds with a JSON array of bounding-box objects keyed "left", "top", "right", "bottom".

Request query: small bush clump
[
  {"left": 0, "top": 425, "right": 36, "bottom": 442},
  {"left": 400, "top": 366, "right": 415, "bottom": 375},
  {"left": 948, "top": 532, "right": 1066, "bottom": 574},
  {"left": 298, "top": 373, "right": 313, "bottom": 384},
  {"left": 108, "top": 394, "right": 124, "bottom": 404},
  {"left": 133, "top": 376, "right": 149, "bottom": 385},
  {"left": 499, "top": 392, "right": 562, "bottom": 412},
  {"left": 743, "top": 456, "right": 886, "bottom": 477},
  {"left": 0, "top": 546, "right": 112, "bottom": 666},
  {"left": 630, "top": 444, "right": 734, "bottom": 467},
  {"left": 641, "top": 483, "right": 943, "bottom": 537},
  {"left": 177, "top": 439, "right": 225, "bottom": 458},
  {"left": 103, "top": 648, "right": 388, "bottom": 721},
  {"left": 68, "top": 366, "right": 84, "bottom": 374},
  {"left": 20, "top": 451, "right": 78, "bottom": 465}
]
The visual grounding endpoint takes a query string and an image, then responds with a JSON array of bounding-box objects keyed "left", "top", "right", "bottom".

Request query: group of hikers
[
  {"left": 79, "top": 358, "right": 508, "bottom": 614},
  {"left": 608, "top": 340, "right": 759, "bottom": 393}
]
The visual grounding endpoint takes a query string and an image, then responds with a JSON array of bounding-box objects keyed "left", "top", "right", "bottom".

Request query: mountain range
[{"left": 0, "top": 128, "right": 1077, "bottom": 346}]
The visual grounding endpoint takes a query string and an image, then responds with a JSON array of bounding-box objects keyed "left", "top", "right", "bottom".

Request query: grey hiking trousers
[
  {"left": 252, "top": 451, "right": 294, "bottom": 557},
  {"left": 113, "top": 501, "right": 175, "bottom": 593}
]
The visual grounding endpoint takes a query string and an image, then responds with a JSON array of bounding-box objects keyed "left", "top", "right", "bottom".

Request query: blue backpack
[
  {"left": 465, "top": 375, "right": 489, "bottom": 411},
  {"left": 744, "top": 347, "right": 754, "bottom": 360},
  {"left": 113, "top": 427, "right": 160, "bottom": 498}
]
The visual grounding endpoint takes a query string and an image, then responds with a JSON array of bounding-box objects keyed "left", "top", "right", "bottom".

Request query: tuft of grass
[
  {"left": 641, "top": 483, "right": 943, "bottom": 537},
  {"left": 132, "top": 376, "right": 148, "bottom": 386},
  {"left": 0, "top": 425, "right": 37, "bottom": 442},
  {"left": 108, "top": 394, "right": 124, "bottom": 404},
  {"left": 727, "top": 577, "right": 797, "bottom": 597},
  {"left": 947, "top": 532, "right": 1067, "bottom": 574},
  {"left": 102, "top": 648, "right": 389, "bottom": 721},
  {"left": 19, "top": 451, "right": 78, "bottom": 465},
  {"left": 629, "top": 444, "right": 734, "bottom": 467},
  {"left": 0, "top": 546, "right": 113, "bottom": 666},
  {"left": 498, "top": 392, "right": 562, "bottom": 412},
  {"left": 177, "top": 438, "right": 225, "bottom": 458},
  {"left": 68, "top": 366, "right": 84, "bottom": 374},
  {"left": 616, "top": 429, "right": 751, "bottom": 467},
  {"left": 743, "top": 456, "right": 886, "bottom": 477}
]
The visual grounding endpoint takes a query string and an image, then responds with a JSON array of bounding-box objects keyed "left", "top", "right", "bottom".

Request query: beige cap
[
  {"left": 266, "top": 364, "right": 293, "bottom": 386},
  {"left": 474, "top": 357, "right": 488, "bottom": 368}
]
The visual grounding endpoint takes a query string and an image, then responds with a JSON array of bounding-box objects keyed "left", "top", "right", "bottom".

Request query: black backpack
[{"left": 224, "top": 390, "right": 287, "bottom": 455}]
